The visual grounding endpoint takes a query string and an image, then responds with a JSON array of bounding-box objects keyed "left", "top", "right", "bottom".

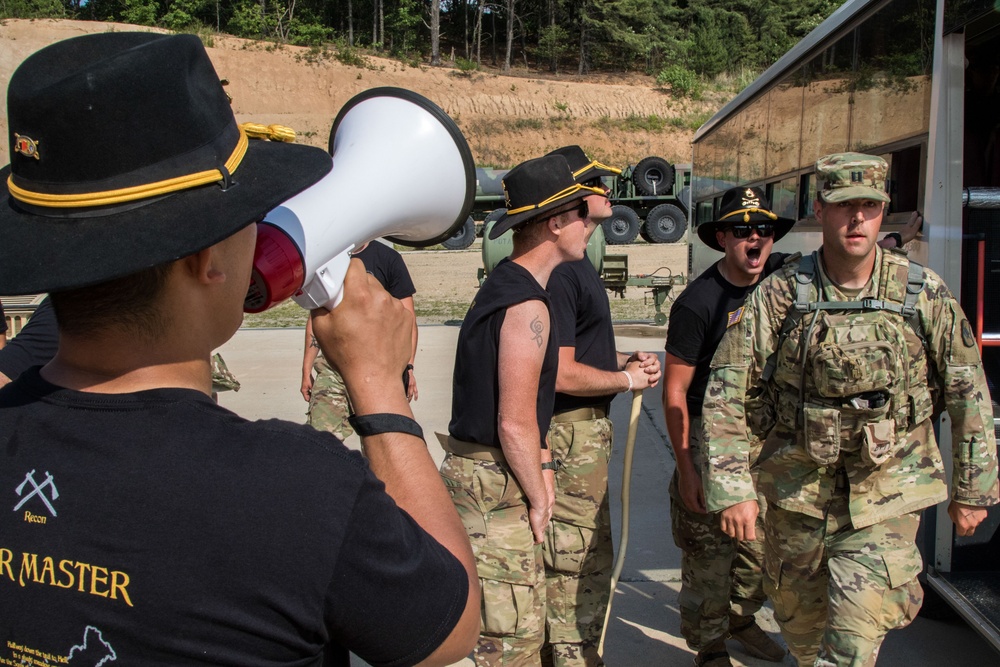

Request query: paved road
[{"left": 216, "top": 325, "right": 997, "bottom": 666}]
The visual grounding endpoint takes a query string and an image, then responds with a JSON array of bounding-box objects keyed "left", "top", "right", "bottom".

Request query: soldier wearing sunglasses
[{"left": 662, "top": 186, "right": 794, "bottom": 666}]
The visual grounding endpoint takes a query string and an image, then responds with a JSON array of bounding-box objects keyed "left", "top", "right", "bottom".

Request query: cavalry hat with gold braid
[
  {"left": 0, "top": 32, "right": 332, "bottom": 295},
  {"left": 545, "top": 145, "right": 621, "bottom": 183},
  {"left": 489, "top": 154, "right": 604, "bottom": 240},
  {"left": 696, "top": 185, "right": 795, "bottom": 252}
]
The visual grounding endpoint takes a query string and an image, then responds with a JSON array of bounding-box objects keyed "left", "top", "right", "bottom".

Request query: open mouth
[{"left": 746, "top": 247, "right": 762, "bottom": 265}]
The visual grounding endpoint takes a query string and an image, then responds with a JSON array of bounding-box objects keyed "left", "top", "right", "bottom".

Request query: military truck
[{"left": 441, "top": 156, "right": 690, "bottom": 249}]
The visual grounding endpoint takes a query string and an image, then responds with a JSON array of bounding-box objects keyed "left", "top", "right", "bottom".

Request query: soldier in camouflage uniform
[
  {"left": 542, "top": 146, "right": 662, "bottom": 667},
  {"left": 301, "top": 241, "right": 418, "bottom": 440},
  {"left": 440, "top": 154, "right": 606, "bottom": 666},
  {"left": 701, "top": 153, "right": 999, "bottom": 666},
  {"left": 664, "top": 186, "right": 795, "bottom": 667}
]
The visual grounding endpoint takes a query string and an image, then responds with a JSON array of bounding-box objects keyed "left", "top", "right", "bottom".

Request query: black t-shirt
[
  {"left": 0, "top": 299, "right": 6, "bottom": 336},
  {"left": 666, "top": 253, "right": 787, "bottom": 416},
  {"left": 0, "top": 297, "right": 59, "bottom": 381},
  {"left": 548, "top": 258, "right": 618, "bottom": 413},
  {"left": 353, "top": 242, "right": 415, "bottom": 299},
  {"left": 0, "top": 369, "right": 467, "bottom": 667},
  {"left": 449, "top": 258, "right": 558, "bottom": 449}
]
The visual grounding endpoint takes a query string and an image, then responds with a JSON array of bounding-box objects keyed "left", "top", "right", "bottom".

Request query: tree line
[{"left": 2, "top": 0, "right": 843, "bottom": 80}]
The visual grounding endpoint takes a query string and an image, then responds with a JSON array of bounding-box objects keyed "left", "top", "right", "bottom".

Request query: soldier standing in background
[
  {"left": 440, "top": 154, "right": 605, "bottom": 665},
  {"left": 542, "top": 145, "right": 661, "bottom": 666},
  {"left": 301, "top": 241, "right": 418, "bottom": 439},
  {"left": 663, "top": 186, "right": 793, "bottom": 667},
  {"left": 701, "top": 153, "right": 999, "bottom": 666}
]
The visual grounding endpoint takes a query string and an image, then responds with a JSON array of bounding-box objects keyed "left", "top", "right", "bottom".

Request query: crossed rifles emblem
[{"left": 14, "top": 469, "right": 59, "bottom": 517}]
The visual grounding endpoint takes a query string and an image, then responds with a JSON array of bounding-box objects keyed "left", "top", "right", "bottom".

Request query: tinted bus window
[{"left": 801, "top": 34, "right": 854, "bottom": 165}]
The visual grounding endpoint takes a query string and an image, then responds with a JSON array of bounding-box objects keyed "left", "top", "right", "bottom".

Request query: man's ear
[
  {"left": 715, "top": 229, "right": 726, "bottom": 250},
  {"left": 182, "top": 246, "right": 225, "bottom": 285},
  {"left": 813, "top": 198, "right": 824, "bottom": 220}
]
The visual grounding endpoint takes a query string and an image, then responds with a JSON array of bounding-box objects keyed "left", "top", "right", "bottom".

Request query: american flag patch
[{"left": 727, "top": 307, "right": 744, "bottom": 327}]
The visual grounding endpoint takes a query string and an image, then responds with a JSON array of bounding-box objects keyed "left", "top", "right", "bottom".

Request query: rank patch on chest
[{"left": 727, "top": 306, "right": 745, "bottom": 328}]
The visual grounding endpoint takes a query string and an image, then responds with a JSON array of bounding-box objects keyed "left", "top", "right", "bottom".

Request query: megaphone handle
[{"left": 292, "top": 250, "right": 353, "bottom": 311}]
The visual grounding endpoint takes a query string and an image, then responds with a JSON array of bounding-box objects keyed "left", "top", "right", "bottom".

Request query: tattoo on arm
[
  {"left": 310, "top": 336, "right": 320, "bottom": 349},
  {"left": 529, "top": 316, "right": 544, "bottom": 348}
]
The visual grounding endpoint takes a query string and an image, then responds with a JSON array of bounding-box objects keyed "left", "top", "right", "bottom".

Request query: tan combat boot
[{"left": 728, "top": 613, "right": 787, "bottom": 662}]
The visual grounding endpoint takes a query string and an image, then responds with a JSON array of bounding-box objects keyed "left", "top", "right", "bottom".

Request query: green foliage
[
  {"left": 656, "top": 64, "right": 702, "bottom": 99},
  {"left": 454, "top": 57, "right": 479, "bottom": 74},
  {"left": 121, "top": 0, "right": 157, "bottom": 26},
  {"left": 287, "top": 20, "right": 330, "bottom": 46},
  {"left": 160, "top": 0, "right": 209, "bottom": 31},
  {"left": 0, "top": 0, "right": 63, "bottom": 19},
  {"left": 0, "top": 0, "right": 846, "bottom": 83}
]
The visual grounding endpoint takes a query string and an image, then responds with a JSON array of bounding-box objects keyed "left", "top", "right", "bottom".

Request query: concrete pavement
[{"left": 216, "top": 325, "right": 997, "bottom": 666}]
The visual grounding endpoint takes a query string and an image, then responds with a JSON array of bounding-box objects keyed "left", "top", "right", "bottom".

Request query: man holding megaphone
[
  {"left": 0, "top": 32, "right": 478, "bottom": 666},
  {"left": 440, "top": 154, "right": 605, "bottom": 665}
]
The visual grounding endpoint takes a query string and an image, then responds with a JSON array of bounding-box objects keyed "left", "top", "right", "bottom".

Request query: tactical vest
[{"left": 761, "top": 249, "right": 932, "bottom": 468}]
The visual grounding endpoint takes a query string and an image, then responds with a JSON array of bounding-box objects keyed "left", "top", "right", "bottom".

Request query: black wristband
[
  {"left": 885, "top": 232, "right": 903, "bottom": 247},
  {"left": 541, "top": 461, "right": 558, "bottom": 471},
  {"left": 348, "top": 413, "right": 424, "bottom": 439}
]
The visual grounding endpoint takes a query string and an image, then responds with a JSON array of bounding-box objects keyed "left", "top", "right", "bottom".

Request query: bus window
[
  {"left": 767, "top": 73, "right": 805, "bottom": 176},
  {"left": 799, "top": 173, "right": 816, "bottom": 219},
  {"left": 850, "top": 0, "right": 933, "bottom": 153},
  {"left": 887, "top": 144, "right": 922, "bottom": 213},
  {"left": 801, "top": 33, "right": 854, "bottom": 167},
  {"left": 772, "top": 177, "right": 798, "bottom": 221}
]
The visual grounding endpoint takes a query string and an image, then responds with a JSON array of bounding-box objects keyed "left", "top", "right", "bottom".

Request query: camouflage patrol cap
[{"left": 815, "top": 152, "right": 890, "bottom": 204}]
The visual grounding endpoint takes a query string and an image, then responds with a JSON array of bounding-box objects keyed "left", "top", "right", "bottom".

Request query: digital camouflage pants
[
  {"left": 669, "top": 416, "right": 769, "bottom": 650},
  {"left": 763, "top": 497, "right": 922, "bottom": 667},
  {"left": 542, "top": 416, "right": 615, "bottom": 667},
  {"left": 307, "top": 355, "right": 353, "bottom": 441},
  {"left": 440, "top": 452, "right": 546, "bottom": 666}
]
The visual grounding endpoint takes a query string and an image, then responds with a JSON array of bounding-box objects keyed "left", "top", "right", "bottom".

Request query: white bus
[{"left": 689, "top": 0, "right": 1000, "bottom": 650}]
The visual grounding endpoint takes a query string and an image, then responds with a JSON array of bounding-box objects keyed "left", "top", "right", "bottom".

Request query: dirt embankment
[{"left": 0, "top": 19, "right": 719, "bottom": 168}]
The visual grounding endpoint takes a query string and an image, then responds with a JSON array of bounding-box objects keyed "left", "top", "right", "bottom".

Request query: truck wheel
[
  {"left": 632, "top": 156, "right": 675, "bottom": 196},
  {"left": 442, "top": 216, "right": 477, "bottom": 250},
  {"left": 603, "top": 205, "right": 640, "bottom": 245},
  {"left": 644, "top": 203, "right": 687, "bottom": 243}
]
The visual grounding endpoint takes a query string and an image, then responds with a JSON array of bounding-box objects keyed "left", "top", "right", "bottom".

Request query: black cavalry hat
[
  {"left": 0, "top": 32, "right": 332, "bottom": 295},
  {"left": 696, "top": 186, "right": 795, "bottom": 252},
  {"left": 545, "top": 145, "right": 621, "bottom": 183},
  {"left": 490, "top": 154, "right": 604, "bottom": 240}
]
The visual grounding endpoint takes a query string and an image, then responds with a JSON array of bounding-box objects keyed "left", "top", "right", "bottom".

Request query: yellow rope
[
  {"left": 572, "top": 159, "right": 622, "bottom": 177},
  {"left": 719, "top": 207, "right": 779, "bottom": 223},
  {"left": 505, "top": 183, "right": 605, "bottom": 216},
  {"left": 9, "top": 127, "right": 250, "bottom": 209}
]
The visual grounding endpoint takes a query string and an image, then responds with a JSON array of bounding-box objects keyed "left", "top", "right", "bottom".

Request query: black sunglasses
[
  {"left": 550, "top": 198, "right": 590, "bottom": 221},
  {"left": 727, "top": 224, "right": 775, "bottom": 238},
  {"left": 582, "top": 177, "right": 604, "bottom": 189}
]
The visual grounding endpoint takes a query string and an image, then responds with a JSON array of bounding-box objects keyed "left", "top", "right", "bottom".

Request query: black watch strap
[
  {"left": 348, "top": 413, "right": 424, "bottom": 440},
  {"left": 541, "top": 461, "right": 558, "bottom": 471}
]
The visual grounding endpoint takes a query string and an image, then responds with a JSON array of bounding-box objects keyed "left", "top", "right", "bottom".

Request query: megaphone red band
[{"left": 245, "top": 222, "right": 305, "bottom": 313}]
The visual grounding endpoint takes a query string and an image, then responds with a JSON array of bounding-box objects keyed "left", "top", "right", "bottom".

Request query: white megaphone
[{"left": 243, "top": 87, "right": 475, "bottom": 312}]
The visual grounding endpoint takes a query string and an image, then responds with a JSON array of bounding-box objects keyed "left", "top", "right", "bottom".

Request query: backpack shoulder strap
[{"left": 761, "top": 252, "right": 816, "bottom": 382}]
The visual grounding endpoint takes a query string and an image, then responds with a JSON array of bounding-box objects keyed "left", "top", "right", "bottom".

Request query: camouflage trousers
[
  {"left": 307, "top": 355, "right": 353, "bottom": 441},
  {"left": 440, "top": 452, "right": 546, "bottom": 666},
  {"left": 668, "top": 416, "right": 768, "bottom": 650},
  {"left": 763, "top": 496, "right": 923, "bottom": 667},
  {"left": 542, "top": 416, "right": 615, "bottom": 667}
]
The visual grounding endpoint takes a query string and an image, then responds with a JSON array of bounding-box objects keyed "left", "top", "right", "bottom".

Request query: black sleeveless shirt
[{"left": 449, "top": 259, "right": 558, "bottom": 449}]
